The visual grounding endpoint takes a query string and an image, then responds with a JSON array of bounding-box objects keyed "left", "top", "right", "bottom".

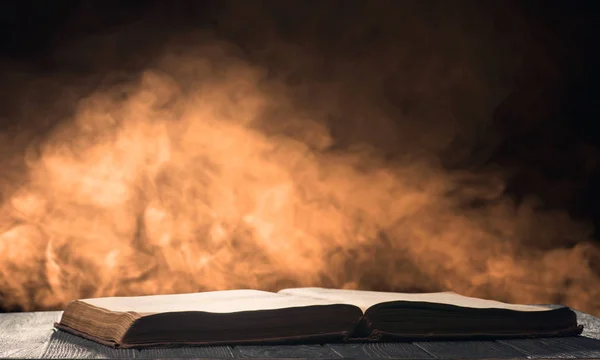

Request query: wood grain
[
  {"left": 136, "top": 344, "right": 234, "bottom": 358},
  {"left": 578, "top": 311, "right": 600, "bottom": 340},
  {"left": 41, "top": 331, "right": 137, "bottom": 359},
  {"left": 498, "top": 336, "right": 600, "bottom": 359},
  {"left": 44, "top": 329, "right": 235, "bottom": 359},
  {"left": 413, "top": 340, "right": 527, "bottom": 359},
  {"left": 233, "top": 345, "right": 340, "bottom": 358},
  {"left": 326, "top": 342, "right": 434, "bottom": 359},
  {"left": 0, "top": 311, "right": 61, "bottom": 358}
]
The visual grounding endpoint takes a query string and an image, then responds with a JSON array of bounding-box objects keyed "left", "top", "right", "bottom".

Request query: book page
[
  {"left": 278, "top": 288, "right": 550, "bottom": 313},
  {"left": 81, "top": 289, "right": 346, "bottom": 314}
]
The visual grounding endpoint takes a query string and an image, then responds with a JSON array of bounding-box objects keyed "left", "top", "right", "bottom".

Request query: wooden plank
[
  {"left": 498, "top": 336, "right": 600, "bottom": 359},
  {"left": 41, "top": 330, "right": 137, "bottom": 359},
  {"left": 0, "top": 311, "right": 61, "bottom": 358},
  {"left": 233, "top": 345, "right": 340, "bottom": 358},
  {"left": 137, "top": 345, "right": 235, "bottom": 358},
  {"left": 576, "top": 310, "right": 600, "bottom": 340},
  {"left": 326, "top": 343, "right": 434, "bottom": 359},
  {"left": 413, "top": 340, "right": 527, "bottom": 359},
  {"left": 43, "top": 330, "right": 236, "bottom": 359}
]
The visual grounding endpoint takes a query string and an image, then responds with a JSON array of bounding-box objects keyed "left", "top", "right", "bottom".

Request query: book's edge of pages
[
  {"left": 58, "top": 300, "right": 143, "bottom": 345},
  {"left": 373, "top": 324, "right": 584, "bottom": 341},
  {"left": 57, "top": 322, "right": 583, "bottom": 349},
  {"left": 55, "top": 318, "right": 354, "bottom": 349},
  {"left": 55, "top": 322, "right": 122, "bottom": 348},
  {"left": 278, "top": 287, "right": 553, "bottom": 313},
  {"left": 118, "top": 331, "right": 351, "bottom": 349}
]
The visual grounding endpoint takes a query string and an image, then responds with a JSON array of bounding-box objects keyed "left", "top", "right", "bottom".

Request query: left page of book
[{"left": 80, "top": 289, "right": 342, "bottom": 314}]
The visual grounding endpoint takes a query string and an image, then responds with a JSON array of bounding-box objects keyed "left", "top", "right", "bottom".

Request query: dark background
[
  {"left": 0, "top": 0, "right": 598, "bottom": 311},
  {"left": 1, "top": 0, "right": 598, "bottom": 236}
]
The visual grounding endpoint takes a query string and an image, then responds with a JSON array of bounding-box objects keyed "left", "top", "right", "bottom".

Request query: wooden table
[{"left": 1, "top": 309, "right": 600, "bottom": 359}]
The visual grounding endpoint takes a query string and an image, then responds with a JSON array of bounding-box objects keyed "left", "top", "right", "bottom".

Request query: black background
[{"left": 1, "top": 0, "right": 598, "bottom": 230}]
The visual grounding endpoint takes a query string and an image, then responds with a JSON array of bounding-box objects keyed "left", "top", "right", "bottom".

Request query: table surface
[{"left": 1, "top": 309, "right": 600, "bottom": 359}]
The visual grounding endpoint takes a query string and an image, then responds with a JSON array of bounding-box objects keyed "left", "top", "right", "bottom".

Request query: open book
[{"left": 55, "top": 288, "right": 583, "bottom": 348}]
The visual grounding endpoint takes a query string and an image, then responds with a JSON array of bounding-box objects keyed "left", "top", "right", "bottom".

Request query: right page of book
[{"left": 278, "top": 288, "right": 550, "bottom": 313}]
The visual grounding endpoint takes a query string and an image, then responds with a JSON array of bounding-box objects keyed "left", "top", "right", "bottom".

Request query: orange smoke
[{"left": 0, "top": 26, "right": 598, "bottom": 316}]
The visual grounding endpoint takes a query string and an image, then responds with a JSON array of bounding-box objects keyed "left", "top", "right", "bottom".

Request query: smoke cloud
[{"left": 0, "top": 0, "right": 598, "bottom": 314}]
